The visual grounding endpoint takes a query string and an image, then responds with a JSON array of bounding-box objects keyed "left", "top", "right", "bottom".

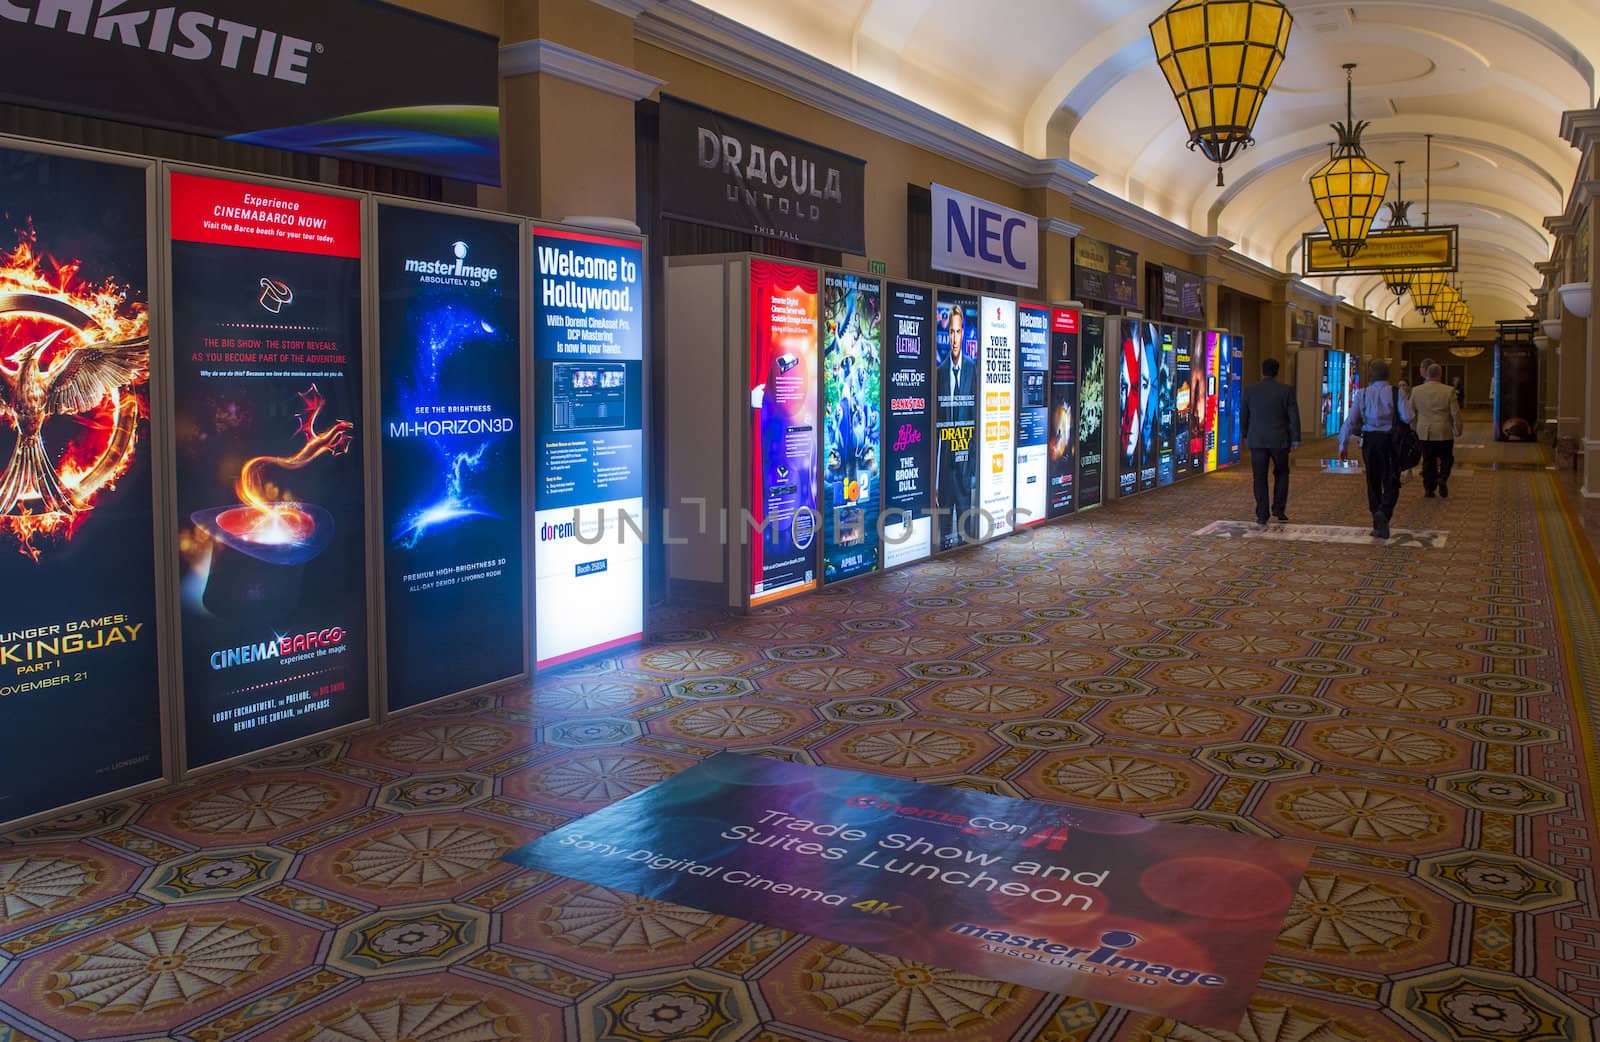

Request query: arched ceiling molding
[{"left": 849, "top": 0, "right": 934, "bottom": 71}]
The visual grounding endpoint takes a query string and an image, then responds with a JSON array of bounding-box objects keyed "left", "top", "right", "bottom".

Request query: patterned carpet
[{"left": 3, "top": 427, "right": 1598, "bottom": 1042}]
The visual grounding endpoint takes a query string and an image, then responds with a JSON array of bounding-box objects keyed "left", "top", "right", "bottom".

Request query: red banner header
[
  {"left": 1052, "top": 308, "right": 1080, "bottom": 334},
  {"left": 169, "top": 172, "right": 361, "bottom": 258}
]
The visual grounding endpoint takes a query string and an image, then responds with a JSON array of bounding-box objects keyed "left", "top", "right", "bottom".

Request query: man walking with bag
[
  {"left": 1241, "top": 358, "right": 1301, "bottom": 526},
  {"left": 1410, "top": 362, "right": 1462, "bottom": 498},
  {"left": 1339, "top": 360, "right": 1416, "bottom": 539}
]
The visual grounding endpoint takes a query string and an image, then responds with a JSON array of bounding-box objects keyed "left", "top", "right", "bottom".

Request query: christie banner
[
  {"left": 1046, "top": 308, "right": 1079, "bottom": 518},
  {"left": 979, "top": 297, "right": 1016, "bottom": 538},
  {"left": 1016, "top": 304, "right": 1050, "bottom": 525},
  {"left": 533, "top": 226, "right": 645, "bottom": 666},
  {"left": 934, "top": 293, "right": 979, "bottom": 550},
  {"left": 378, "top": 206, "right": 522, "bottom": 708},
  {"left": 1078, "top": 313, "right": 1105, "bottom": 508},
  {"left": 822, "top": 272, "right": 882, "bottom": 583},
  {"left": 750, "top": 260, "right": 819, "bottom": 603},
  {"left": 0, "top": 146, "right": 161, "bottom": 822},
  {"left": 169, "top": 171, "right": 367, "bottom": 768},
  {"left": 0, "top": 1, "right": 500, "bottom": 184},
  {"left": 506, "top": 752, "right": 1311, "bottom": 1031},
  {"left": 883, "top": 284, "right": 933, "bottom": 568}
]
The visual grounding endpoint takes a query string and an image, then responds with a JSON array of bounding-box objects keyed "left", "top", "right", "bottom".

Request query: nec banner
[
  {"left": 1045, "top": 308, "right": 1078, "bottom": 518},
  {"left": 505, "top": 752, "right": 1312, "bottom": 1031},
  {"left": 1077, "top": 313, "right": 1105, "bottom": 507},
  {"left": 822, "top": 273, "right": 882, "bottom": 584},
  {"left": 378, "top": 206, "right": 523, "bottom": 709},
  {"left": 660, "top": 96, "right": 866, "bottom": 254},
  {"left": 169, "top": 172, "right": 367, "bottom": 768},
  {"left": 533, "top": 227, "right": 645, "bottom": 667},
  {"left": 0, "top": 146, "right": 161, "bottom": 823},
  {"left": 750, "top": 261, "right": 820, "bottom": 603},
  {"left": 883, "top": 284, "right": 933, "bottom": 568},
  {"left": 934, "top": 293, "right": 979, "bottom": 550},
  {"left": 0, "top": 2, "right": 500, "bottom": 184},
  {"left": 1016, "top": 305, "right": 1049, "bottom": 525},
  {"left": 932, "top": 184, "right": 1038, "bottom": 288}
]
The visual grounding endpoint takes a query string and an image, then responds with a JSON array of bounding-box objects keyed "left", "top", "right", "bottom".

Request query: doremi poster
[{"left": 507, "top": 753, "right": 1311, "bottom": 1032}]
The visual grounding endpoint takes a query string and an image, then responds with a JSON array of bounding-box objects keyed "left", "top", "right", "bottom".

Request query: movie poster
[
  {"left": 750, "top": 260, "right": 819, "bottom": 601},
  {"left": 0, "top": 148, "right": 160, "bottom": 822},
  {"left": 533, "top": 227, "right": 645, "bottom": 663},
  {"left": 1201, "top": 332, "right": 1219, "bottom": 473},
  {"left": 1140, "top": 323, "right": 1161, "bottom": 491},
  {"left": 1117, "top": 322, "right": 1144, "bottom": 497},
  {"left": 1016, "top": 304, "right": 1050, "bottom": 525},
  {"left": 1227, "top": 336, "right": 1245, "bottom": 465},
  {"left": 1322, "top": 351, "right": 1342, "bottom": 437},
  {"left": 822, "top": 272, "right": 882, "bottom": 583},
  {"left": 170, "top": 172, "right": 367, "bottom": 769},
  {"left": 378, "top": 206, "right": 522, "bottom": 709},
  {"left": 979, "top": 297, "right": 1016, "bottom": 538},
  {"left": 1156, "top": 327, "right": 1176, "bottom": 487},
  {"left": 1046, "top": 308, "right": 1078, "bottom": 518},
  {"left": 1495, "top": 340, "right": 1538, "bottom": 442},
  {"left": 1174, "top": 329, "right": 1197, "bottom": 479},
  {"left": 935, "top": 293, "right": 979, "bottom": 549},
  {"left": 1078, "top": 313, "right": 1105, "bottom": 507},
  {"left": 884, "top": 284, "right": 933, "bottom": 567}
]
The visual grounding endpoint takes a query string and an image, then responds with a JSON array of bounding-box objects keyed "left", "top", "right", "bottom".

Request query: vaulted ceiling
[{"left": 692, "top": 0, "right": 1599, "bottom": 327}]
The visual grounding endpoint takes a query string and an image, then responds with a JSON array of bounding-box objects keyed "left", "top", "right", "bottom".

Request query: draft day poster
[
  {"left": 533, "top": 226, "right": 645, "bottom": 665},
  {"left": 169, "top": 171, "right": 367, "bottom": 768},
  {"left": 0, "top": 147, "right": 161, "bottom": 821},
  {"left": 1078, "top": 313, "right": 1106, "bottom": 508},
  {"left": 1156, "top": 327, "right": 1177, "bottom": 488},
  {"left": 507, "top": 752, "right": 1312, "bottom": 1031},
  {"left": 1016, "top": 304, "right": 1050, "bottom": 525},
  {"left": 979, "top": 297, "right": 1017, "bottom": 539},
  {"left": 884, "top": 285, "right": 933, "bottom": 568},
  {"left": 750, "top": 260, "right": 819, "bottom": 602},
  {"left": 822, "top": 272, "right": 882, "bottom": 583},
  {"left": 1046, "top": 308, "right": 1079, "bottom": 518},
  {"left": 934, "top": 293, "right": 979, "bottom": 550},
  {"left": 379, "top": 206, "right": 523, "bottom": 708}
]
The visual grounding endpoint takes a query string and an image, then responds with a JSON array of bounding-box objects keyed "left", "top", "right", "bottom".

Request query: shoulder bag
[{"left": 1392, "top": 386, "right": 1422, "bottom": 471}]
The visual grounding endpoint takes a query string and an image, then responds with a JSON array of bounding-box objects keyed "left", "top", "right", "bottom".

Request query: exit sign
[{"left": 869, "top": 259, "right": 887, "bottom": 275}]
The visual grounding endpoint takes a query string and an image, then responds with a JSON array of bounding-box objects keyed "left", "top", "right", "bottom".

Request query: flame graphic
[
  {"left": 222, "top": 384, "right": 353, "bottom": 546},
  {"left": 0, "top": 227, "right": 149, "bottom": 559}
]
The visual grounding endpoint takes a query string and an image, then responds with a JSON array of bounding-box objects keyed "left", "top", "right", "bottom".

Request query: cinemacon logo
[{"left": 4, "top": 3, "right": 321, "bottom": 85}]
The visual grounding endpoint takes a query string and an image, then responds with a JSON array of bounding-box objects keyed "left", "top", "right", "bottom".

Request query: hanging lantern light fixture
[
  {"left": 1309, "top": 64, "right": 1390, "bottom": 258},
  {"left": 1409, "top": 136, "right": 1449, "bottom": 318},
  {"left": 1431, "top": 283, "right": 1460, "bottom": 330},
  {"left": 1381, "top": 159, "right": 1413, "bottom": 299},
  {"left": 1150, "top": 0, "right": 1294, "bottom": 187}
]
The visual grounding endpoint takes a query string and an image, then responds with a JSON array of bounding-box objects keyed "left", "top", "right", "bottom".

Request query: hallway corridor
[{"left": 2, "top": 428, "right": 1597, "bottom": 1042}]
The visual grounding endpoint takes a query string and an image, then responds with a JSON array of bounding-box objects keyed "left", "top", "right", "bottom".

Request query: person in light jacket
[
  {"left": 1339, "top": 359, "right": 1415, "bottom": 539},
  {"left": 1410, "top": 362, "right": 1463, "bottom": 498}
]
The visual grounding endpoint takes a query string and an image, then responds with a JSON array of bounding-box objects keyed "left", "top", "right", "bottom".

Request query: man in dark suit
[{"left": 1240, "top": 358, "right": 1301, "bottom": 525}]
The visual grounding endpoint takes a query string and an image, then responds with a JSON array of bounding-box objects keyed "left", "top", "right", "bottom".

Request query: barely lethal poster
[
  {"left": 883, "top": 284, "right": 933, "bottom": 568},
  {"left": 0, "top": 146, "right": 162, "bottom": 821},
  {"left": 822, "top": 272, "right": 882, "bottom": 583},
  {"left": 934, "top": 292, "right": 979, "bottom": 550},
  {"left": 506, "top": 752, "right": 1312, "bottom": 1031},
  {"left": 169, "top": 171, "right": 368, "bottom": 769}
]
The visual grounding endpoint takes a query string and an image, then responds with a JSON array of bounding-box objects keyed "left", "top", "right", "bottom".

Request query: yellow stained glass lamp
[
  {"left": 1309, "top": 64, "right": 1389, "bottom": 258},
  {"left": 1410, "top": 268, "right": 1448, "bottom": 317}
]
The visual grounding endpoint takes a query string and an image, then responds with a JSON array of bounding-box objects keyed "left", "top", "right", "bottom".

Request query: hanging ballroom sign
[{"left": 1301, "top": 226, "right": 1457, "bottom": 277}]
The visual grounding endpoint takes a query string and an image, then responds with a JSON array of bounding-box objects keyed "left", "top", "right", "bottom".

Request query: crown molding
[
  {"left": 1288, "top": 278, "right": 1345, "bottom": 308},
  {"left": 1560, "top": 107, "right": 1600, "bottom": 154},
  {"left": 591, "top": 0, "right": 657, "bottom": 15},
  {"left": 500, "top": 39, "right": 665, "bottom": 101},
  {"left": 1040, "top": 217, "right": 1083, "bottom": 239}
]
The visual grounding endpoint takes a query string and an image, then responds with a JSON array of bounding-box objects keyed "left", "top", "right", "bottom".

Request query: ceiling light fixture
[
  {"left": 1309, "top": 64, "right": 1390, "bottom": 258},
  {"left": 1381, "top": 159, "right": 1413, "bottom": 299}
]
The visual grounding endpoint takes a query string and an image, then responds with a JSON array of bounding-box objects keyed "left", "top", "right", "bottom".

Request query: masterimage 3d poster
[
  {"left": 822, "top": 272, "right": 882, "bottom": 583},
  {"left": 979, "top": 297, "right": 1016, "bottom": 538},
  {"left": 884, "top": 285, "right": 933, "bottom": 568},
  {"left": 0, "top": 147, "right": 161, "bottom": 822},
  {"left": 750, "top": 261, "right": 819, "bottom": 601},
  {"left": 533, "top": 226, "right": 645, "bottom": 665},
  {"left": 1156, "top": 328, "right": 1176, "bottom": 487},
  {"left": 935, "top": 293, "right": 979, "bottom": 550},
  {"left": 1078, "top": 313, "right": 1105, "bottom": 508},
  {"left": 379, "top": 206, "right": 522, "bottom": 708},
  {"left": 1046, "top": 308, "right": 1079, "bottom": 518},
  {"left": 506, "top": 752, "right": 1312, "bottom": 1031},
  {"left": 1016, "top": 304, "right": 1050, "bottom": 525},
  {"left": 169, "top": 171, "right": 367, "bottom": 769}
]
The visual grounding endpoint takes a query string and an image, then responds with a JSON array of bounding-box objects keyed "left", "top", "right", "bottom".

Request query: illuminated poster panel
[
  {"left": 1016, "top": 304, "right": 1050, "bottom": 525},
  {"left": 883, "top": 284, "right": 934, "bottom": 568},
  {"left": 169, "top": 171, "right": 367, "bottom": 768},
  {"left": 378, "top": 206, "right": 522, "bottom": 708},
  {"left": 934, "top": 292, "right": 979, "bottom": 549},
  {"left": 979, "top": 296, "right": 1016, "bottom": 538},
  {"left": 1156, "top": 327, "right": 1176, "bottom": 487},
  {"left": 0, "top": 147, "right": 161, "bottom": 821},
  {"left": 1201, "top": 332, "right": 1219, "bottom": 473},
  {"left": 1117, "top": 322, "right": 1144, "bottom": 498},
  {"left": 1077, "top": 313, "right": 1105, "bottom": 508},
  {"left": 1139, "top": 323, "right": 1160, "bottom": 492},
  {"left": 1045, "top": 308, "right": 1078, "bottom": 518},
  {"left": 1175, "top": 329, "right": 1198, "bottom": 479},
  {"left": 1321, "top": 351, "right": 1342, "bottom": 437},
  {"left": 533, "top": 227, "right": 645, "bottom": 664},
  {"left": 1227, "top": 336, "right": 1244, "bottom": 465},
  {"left": 749, "top": 260, "right": 819, "bottom": 602},
  {"left": 822, "top": 272, "right": 882, "bottom": 583}
]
